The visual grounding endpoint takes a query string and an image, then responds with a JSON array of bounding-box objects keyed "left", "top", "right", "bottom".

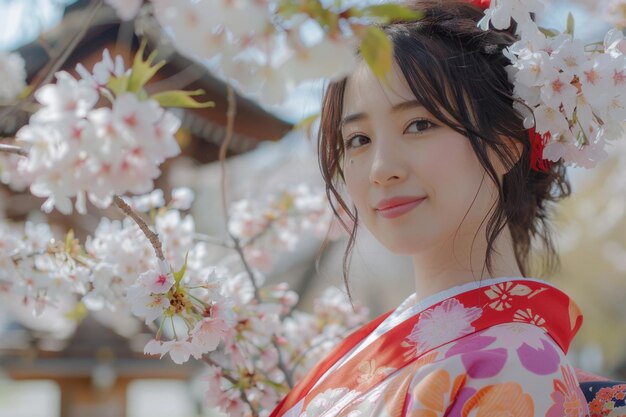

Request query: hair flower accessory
[
  {"left": 468, "top": 0, "right": 491, "bottom": 10},
  {"left": 468, "top": 0, "right": 626, "bottom": 172}
]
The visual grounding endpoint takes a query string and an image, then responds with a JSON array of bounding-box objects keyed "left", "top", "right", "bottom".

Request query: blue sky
[{"left": 0, "top": 0, "right": 77, "bottom": 51}]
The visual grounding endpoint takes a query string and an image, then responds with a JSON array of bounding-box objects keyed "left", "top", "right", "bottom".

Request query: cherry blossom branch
[
  {"left": 217, "top": 84, "right": 261, "bottom": 298},
  {"left": 240, "top": 217, "right": 277, "bottom": 248},
  {"left": 202, "top": 355, "right": 260, "bottom": 417},
  {"left": 272, "top": 335, "right": 295, "bottom": 388},
  {"left": 0, "top": 144, "right": 167, "bottom": 264},
  {"left": 216, "top": 83, "right": 295, "bottom": 390},
  {"left": 218, "top": 84, "right": 237, "bottom": 227},
  {"left": 0, "top": 143, "right": 28, "bottom": 157},
  {"left": 192, "top": 233, "right": 234, "bottom": 248},
  {"left": 112, "top": 195, "right": 165, "bottom": 261}
]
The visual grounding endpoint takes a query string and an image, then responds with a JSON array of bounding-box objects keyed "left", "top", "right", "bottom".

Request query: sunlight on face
[{"left": 340, "top": 62, "right": 501, "bottom": 255}]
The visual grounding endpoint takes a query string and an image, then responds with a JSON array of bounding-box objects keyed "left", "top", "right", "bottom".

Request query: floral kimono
[{"left": 270, "top": 277, "right": 590, "bottom": 417}]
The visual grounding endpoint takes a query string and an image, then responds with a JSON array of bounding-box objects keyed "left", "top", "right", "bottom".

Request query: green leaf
[
  {"left": 17, "top": 85, "right": 33, "bottom": 100},
  {"left": 276, "top": 0, "right": 301, "bottom": 19},
  {"left": 538, "top": 26, "right": 560, "bottom": 37},
  {"left": 151, "top": 89, "right": 216, "bottom": 109},
  {"left": 173, "top": 252, "right": 189, "bottom": 284},
  {"left": 360, "top": 26, "right": 393, "bottom": 80},
  {"left": 360, "top": 4, "right": 423, "bottom": 24},
  {"left": 128, "top": 38, "right": 166, "bottom": 94},
  {"left": 107, "top": 74, "right": 130, "bottom": 97},
  {"left": 64, "top": 302, "right": 87, "bottom": 322},
  {"left": 565, "top": 12, "right": 575, "bottom": 36}
]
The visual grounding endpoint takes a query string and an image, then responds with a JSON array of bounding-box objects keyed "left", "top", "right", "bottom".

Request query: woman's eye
[
  {"left": 344, "top": 134, "right": 370, "bottom": 150},
  {"left": 405, "top": 119, "right": 435, "bottom": 134}
]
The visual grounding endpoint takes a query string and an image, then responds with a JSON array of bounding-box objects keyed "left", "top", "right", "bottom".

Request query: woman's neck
[{"left": 410, "top": 225, "right": 523, "bottom": 303}]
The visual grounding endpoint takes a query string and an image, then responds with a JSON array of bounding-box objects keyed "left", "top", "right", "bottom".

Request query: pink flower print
[
  {"left": 445, "top": 333, "right": 497, "bottom": 358},
  {"left": 547, "top": 365, "right": 588, "bottom": 417},
  {"left": 517, "top": 338, "right": 560, "bottom": 375},
  {"left": 484, "top": 282, "right": 532, "bottom": 311},
  {"left": 445, "top": 332, "right": 507, "bottom": 379},
  {"left": 461, "top": 348, "right": 508, "bottom": 379},
  {"left": 407, "top": 298, "right": 483, "bottom": 357}
]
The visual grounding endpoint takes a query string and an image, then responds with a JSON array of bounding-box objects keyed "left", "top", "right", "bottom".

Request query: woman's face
[{"left": 340, "top": 62, "right": 503, "bottom": 255}]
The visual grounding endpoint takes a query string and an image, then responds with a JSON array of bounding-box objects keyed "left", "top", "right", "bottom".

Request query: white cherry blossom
[
  {"left": 144, "top": 337, "right": 203, "bottom": 364},
  {"left": 533, "top": 104, "right": 570, "bottom": 137},
  {"left": 0, "top": 51, "right": 27, "bottom": 101},
  {"left": 550, "top": 36, "right": 587, "bottom": 77},
  {"left": 170, "top": 187, "right": 194, "bottom": 210},
  {"left": 478, "top": 0, "right": 544, "bottom": 32},
  {"left": 104, "top": 0, "right": 143, "bottom": 21},
  {"left": 540, "top": 70, "right": 578, "bottom": 118},
  {"left": 32, "top": 71, "right": 98, "bottom": 123},
  {"left": 127, "top": 284, "right": 171, "bottom": 324},
  {"left": 76, "top": 48, "right": 127, "bottom": 88},
  {"left": 190, "top": 316, "right": 232, "bottom": 353}
]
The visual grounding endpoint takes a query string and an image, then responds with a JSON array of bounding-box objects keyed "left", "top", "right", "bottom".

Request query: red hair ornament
[
  {"left": 468, "top": 0, "right": 491, "bottom": 9},
  {"left": 466, "top": 0, "right": 552, "bottom": 173}
]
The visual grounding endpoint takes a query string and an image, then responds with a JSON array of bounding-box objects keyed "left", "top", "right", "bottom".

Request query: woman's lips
[{"left": 376, "top": 198, "right": 426, "bottom": 219}]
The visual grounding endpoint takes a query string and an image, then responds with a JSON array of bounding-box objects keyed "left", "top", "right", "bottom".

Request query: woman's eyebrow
[
  {"left": 340, "top": 100, "right": 424, "bottom": 130},
  {"left": 390, "top": 100, "right": 424, "bottom": 112},
  {"left": 339, "top": 113, "right": 366, "bottom": 130}
]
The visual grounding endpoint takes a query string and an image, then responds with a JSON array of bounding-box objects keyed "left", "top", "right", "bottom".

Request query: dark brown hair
[{"left": 318, "top": 0, "right": 571, "bottom": 299}]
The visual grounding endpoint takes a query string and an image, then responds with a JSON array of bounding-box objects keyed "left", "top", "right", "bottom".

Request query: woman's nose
[{"left": 369, "top": 143, "right": 408, "bottom": 185}]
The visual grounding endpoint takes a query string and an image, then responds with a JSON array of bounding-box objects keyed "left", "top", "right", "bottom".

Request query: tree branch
[
  {"left": 0, "top": 144, "right": 28, "bottom": 157},
  {"left": 216, "top": 84, "right": 261, "bottom": 299},
  {"left": 112, "top": 195, "right": 165, "bottom": 261},
  {"left": 202, "top": 354, "right": 260, "bottom": 417}
]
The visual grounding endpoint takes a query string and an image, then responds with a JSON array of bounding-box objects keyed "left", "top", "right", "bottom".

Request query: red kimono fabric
[{"left": 271, "top": 278, "right": 590, "bottom": 417}]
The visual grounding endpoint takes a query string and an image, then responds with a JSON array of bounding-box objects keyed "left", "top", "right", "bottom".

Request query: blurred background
[{"left": 0, "top": 0, "right": 625, "bottom": 416}]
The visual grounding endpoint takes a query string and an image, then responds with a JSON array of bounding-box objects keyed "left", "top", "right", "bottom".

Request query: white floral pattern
[
  {"left": 300, "top": 388, "right": 360, "bottom": 417},
  {"left": 484, "top": 282, "right": 532, "bottom": 311},
  {"left": 406, "top": 298, "right": 483, "bottom": 356}
]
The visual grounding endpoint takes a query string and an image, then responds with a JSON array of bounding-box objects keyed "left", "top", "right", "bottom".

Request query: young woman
[{"left": 271, "top": 1, "right": 590, "bottom": 416}]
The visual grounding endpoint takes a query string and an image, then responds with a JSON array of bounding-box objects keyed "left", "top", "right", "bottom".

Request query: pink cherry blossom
[
  {"left": 137, "top": 260, "right": 174, "bottom": 294},
  {"left": 144, "top": 337, "right": 203, "bottom": 364},
  {"left": 191, "top": 317, "right": 232, "bottom": 353}
]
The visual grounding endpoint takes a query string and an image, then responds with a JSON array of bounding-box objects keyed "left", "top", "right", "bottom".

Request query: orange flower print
[
  {"left": 588, "top": 384, "right": 626, "bottom": 417},
  {"left": 513, "top": 308, "right": 547, "bottom": 330},
  {"left": 382, "top": 362, "right": 424, "bottom": 417},
  {"left": 461, "top": 382, "right": 534, "bottom": 417},
  {"left": 407, "top": 370, "right": 467, "bottom": 417},
  {"left": 484, "top": 282, "right": 532, "bottom": 311},
  {"left": 408, "top": 369, "right": 451, "bottom": 417},
  {"left": 546, "top": 365, "right": 588, "bottom": 417}
]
